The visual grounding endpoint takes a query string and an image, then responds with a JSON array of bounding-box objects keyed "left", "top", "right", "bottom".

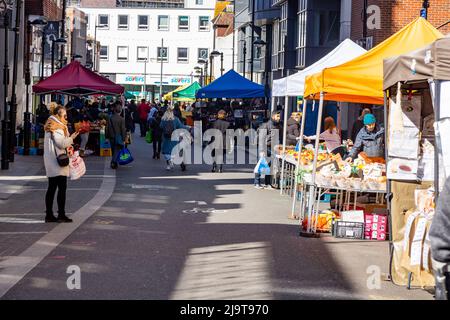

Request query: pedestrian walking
[
  {"left": 43, "top": 106, "right": 79, "bottom": 223},
  {"left": 211, "top": 110, "right": 230, "bottom": 173},
  {"left": 151, "top": 110, "right": 163, "bottom": 159},
  {"left": 137, "top": 99, "right": 151, "bottom": 137},
  {"left": 160, "top": 106, "right": 188, "bottom": 171},
  {"left": 107, "top": 102, "right": 127, "bottom": 169}
]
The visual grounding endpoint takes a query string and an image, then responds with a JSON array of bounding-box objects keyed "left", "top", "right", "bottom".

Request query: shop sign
[
  {"left": 169, "top": 77, "right": 191, "bottom": 85},
  {"left": 125, "top": 75, "right": 145, "bottom": 83}
]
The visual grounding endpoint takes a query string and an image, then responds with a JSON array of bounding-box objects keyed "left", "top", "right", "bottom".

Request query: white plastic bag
[{"left": 69, "top": 152, "right": 86, "bottom": 180}]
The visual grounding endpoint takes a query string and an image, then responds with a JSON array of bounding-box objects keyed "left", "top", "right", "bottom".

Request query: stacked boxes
[
  {"left": 364, "top": 213, "right": 388, "bottom": 240},
  {"left": 99, "top": 127, "right": 112, "bottom": 157}
]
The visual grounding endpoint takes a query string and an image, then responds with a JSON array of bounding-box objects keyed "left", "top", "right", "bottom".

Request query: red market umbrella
[{"left": 33, "top": 60, "right": 124, "bottom": 96}]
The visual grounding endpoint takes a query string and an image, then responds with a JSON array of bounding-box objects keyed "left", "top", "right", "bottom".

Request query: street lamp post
[
  {"left": 160, "top": 38, "right": 164, "bottom": 100},
  {"left": 198, "top": 58, "right": 207, "bottom": 85},
  {"left": 209, "top": 54, "right": 213, "bottom": 84},
  {"left": 194, "top": 66, "right": 202, "bottom": 86},
  {"left": 1, "top": 2, "right": 11, "bottom": 170},
  {"left": 242, "top": 40, "right": 247, "bottom": 78},
  {"left": 211, "top": 50, "right": 224, "bottom": 77},
  {"left": 51, "top": 38, "right": 66, "bottom": 74},
  {"left": 8, "top": 0, "right": 23, "bottom": 162},
  {"left": 24, "top": 17, "right": 47, "bottom": 156}
]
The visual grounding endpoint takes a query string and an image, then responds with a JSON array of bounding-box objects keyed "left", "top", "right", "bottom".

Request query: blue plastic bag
[
  {"left": 254, "top": 157, "right": 271, "bottom": 175},
  {"left": 117, "top": 147, "right": 134, "bottom": 165},
  {"left": 295, "top": 140, "right": 301, "bottom": 152}
]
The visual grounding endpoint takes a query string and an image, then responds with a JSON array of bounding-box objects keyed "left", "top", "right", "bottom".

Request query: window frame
[
  {"left": 137, "top": 46, "right": 149, "bottom": 62},
  {"left": 118, "top": 14, "right": 129, "bottom": 30},
  {"left": 117, "top": 46, "right": 129, "bottom": 62},
  {"left": 99, "top": 45, "right": 108, "bottom": 61},
  {"left": 196, "top": 0, "right": 204, "bottom": 5},
  {"left": 138, "top": 15, "right": 149, "bottom": 30},
  {"left": 178, "top": 15, "right": 190, "bottom": 31},
  {"left": 98, "top": 14, "right": 109, "bottom": 29},
  {"left": 177, "top": 47, "right": 189, "bottom": 63},
  {"left": 199, "top": 16, "right": 210, "bottom": 31},
  {"left": 157, "top": 46, "right": 169, "bottom": 62},
  {"left": 158, "top": 15, "right": 170, "bottom": 31}
]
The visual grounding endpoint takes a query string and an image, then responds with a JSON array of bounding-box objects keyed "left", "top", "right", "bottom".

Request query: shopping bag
[
  {"left": 69, "top": 151, "right": 86, "bottom": 180},
  {"left": 145, "top": 130, "right": 153, "bottom": 144},
  {"left": 295, "top": 140, "right": 301, "bottom": 152},
  {"left": 117, "top": 147, "right": 134, "bottom": 165}
]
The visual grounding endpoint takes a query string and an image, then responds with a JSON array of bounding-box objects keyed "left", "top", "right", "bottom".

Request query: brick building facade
[
  {"left": 351, "top": 0, "right": 450, "bottom": 47},
  {"left": 25, "top": 0, "right": 63, "bottom": 20}
]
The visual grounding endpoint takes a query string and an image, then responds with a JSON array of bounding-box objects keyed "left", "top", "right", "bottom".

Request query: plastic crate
[{"left": 332, "top": 221, "right": 364, "bottom": 239}]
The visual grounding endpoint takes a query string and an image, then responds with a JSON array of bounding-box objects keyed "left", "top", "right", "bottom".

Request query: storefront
[{"left": 115, "top": 74, "right": 193, "bottom": 101}]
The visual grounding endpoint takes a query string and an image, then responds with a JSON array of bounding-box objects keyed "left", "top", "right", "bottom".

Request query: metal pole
[
  {"left": 220, "top": 52, "right": 224, "bottom": 76},
  {"left": 2, "top": 13, "right": 10, "bottom": 170},
  {"left": 205, "top": 61, "right": 208, "bottom": 85},
  {"left": 311, "top": 92, "right": 324, "bottom": 184},
  {"left": 60, "top": 0, "right": 67, "bottom": 66},
  {"left": 51, "top": 40, "right": 55, "bottom": 74},
  {"left": 144, "top": 59, "right": 147, "bottom": 100},
  {"left": 242, "top": 41, "right": 246, "bottom": 78},
  {"left": 250, "top": 0, "right": 255, "bottom": 82},
  {"left": 41, "top": 27, "right": 45, "bottom": 79},
  {"left": 9, "top": 0, "right": 23, "bottom": 162},
  {"left": 160, "top": 38, "right": 163, "bottom": 99},
  {"left": 24, "top": 21, "right": 32, "bottom": 156},
  {"left": 94, "top": 25, "right": 97, "bottom": 71},
  {"left": 290, "top": 98, "right": 307, "bottom": 218},
  {"left": 209, "top": 55, "right": 213, "bottom": 83},
  {"left": 279, "top": 95, "right": 289, "bottom": 195},
  {"left": 232, "top": 0, "right": 235, "bottom": 69}
]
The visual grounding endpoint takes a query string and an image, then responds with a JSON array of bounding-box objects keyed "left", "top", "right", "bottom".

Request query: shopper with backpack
[{"left": 160, "top": 106, "right": 188, "bottom": 171}]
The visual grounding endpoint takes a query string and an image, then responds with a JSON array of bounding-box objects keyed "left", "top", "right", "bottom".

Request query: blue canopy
[{"left": 196, "top": 69, "right": 266, "bottom": 98}]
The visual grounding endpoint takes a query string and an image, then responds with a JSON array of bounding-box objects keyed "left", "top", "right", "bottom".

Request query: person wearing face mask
[
  {"left": 43, "top": 106, "right": 79, "bottom": 223},
  {"left": 345, "top": 113, "right": 385, "bottom": 162}
]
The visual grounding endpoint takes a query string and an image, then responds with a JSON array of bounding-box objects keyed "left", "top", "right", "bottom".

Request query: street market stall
[
  {"left": 271, "top": 39, "right": 367, "bottom": 197},
  {"left": 382, "top": 35, "right": 450, "bottom": 288},
  {"left": 32, "top": 60, "right": 125, "bottom": 156},
  {"left": 295, "top": 17, "right": 443, "bottom": 239},
  {"left": 196, "top": 70, "right": 266, "bottom": 130}
]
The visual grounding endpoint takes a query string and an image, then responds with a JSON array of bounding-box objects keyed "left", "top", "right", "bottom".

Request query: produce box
[
  {"left": 332, "top": 221, "right": 364, "bottom": 239},
  {"left": 364, "top": 213, "right": 389, "bottom": 241}
]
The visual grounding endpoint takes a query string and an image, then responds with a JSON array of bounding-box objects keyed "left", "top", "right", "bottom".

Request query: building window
[
  {"left": 118, "top": 15, "right": 128, "bottom": 29},
  {"left": 98, "top": 14, "right": 109, "bottom": 28},
  {"left": 157, "top": 47, "right": 168, "bottom": 62},
  {"left": 198, "top": 48, "right": 208, "bottom": 61},
  {"left": 297, "top": 0, "right": 308, "bottom": 68},
  {"left": 196, "top": 0, "right": 204, "bottom": 4},
  {"left": 99, "top": 45, "right": 108, "bottom": 60},
  {"left": 138, "top": 15, "right": 148, "bottom": 30},
  {"left": 137, "top": 46, "right": 148, "bottom": 61},
  {"left": 272, "top": 20, "right": 279, "bottom": 71},
  {"left": 177, "top": 48, "right": 188, "bottom": 63},
  {"left": 158, "top": 15, "right": 169, "bottom": 31},
  {"left": 85, "top": 14, "right": 89, "bottom": 28},
  {"left": 178, "top": 16, "right": 189, "bottom": 31},
  {"left": 312, "top": 10, "right": 340, "bottom": 47},
  {"left": 278, "top": 3, "right": 288, "bottom": 69},
  {"left": 199, "top": 16, "right": 209, "bottom": 31},
  {"left": 117, "top": 46, "right": 128, "bottom": 61}
]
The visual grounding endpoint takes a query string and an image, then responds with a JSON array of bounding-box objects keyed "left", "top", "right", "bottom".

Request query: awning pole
[
  {"left": 271, "top": 96, "right": 275, "bottom": 113},
  {"left": 280, "top": 95, "right": 289, "bottom": 195},
  {"left": 290, "top": 98, "right": 307, "bottom": 219}
]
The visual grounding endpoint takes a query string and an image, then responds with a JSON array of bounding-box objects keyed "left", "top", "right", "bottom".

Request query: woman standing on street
[
  {"left": 160, "top": 106, "right": 189, "bottom": 171},
  {"left": 43, "top": 106, "right": 79, "bottom": 223},
  {"left": 151, "top": 110, "right": 163, "bottom": 159}
]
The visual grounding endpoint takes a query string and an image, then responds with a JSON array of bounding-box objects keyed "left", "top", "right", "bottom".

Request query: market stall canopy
[
  {"left": 384, "top": 35, "right": 450, "bottom": 90},
  {"left": 272, "top": 39, "right": 367, "bottom": 97},
  {"left": 172, "top": 81, "right": 201, "bottom": 101},
  {"left": 304, "top": 17, "right": 443, "bottom": 105},
  {"left": 124, "top": 91, "right": 137, "bottom": 100},
  {"left": 196, "top": 69, "right": 265, "bottom": 98},
  {"left": 163, "top": 84, "right": 188, "bottom": 101},
  {"left": 33, "top": 60, "right": 124, "bottom": 96}
]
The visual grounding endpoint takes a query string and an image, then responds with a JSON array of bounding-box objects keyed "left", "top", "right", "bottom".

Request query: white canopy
[{"left": 272, "top": 38, "right": 367, "bottom": 97}]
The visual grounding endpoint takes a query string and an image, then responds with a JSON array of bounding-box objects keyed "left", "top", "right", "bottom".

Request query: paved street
[{"left": 0, "top": 134, "right": 432, "bottom": 300}]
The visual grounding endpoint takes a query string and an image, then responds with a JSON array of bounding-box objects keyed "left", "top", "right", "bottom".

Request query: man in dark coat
[{"left": 286, "top": 112, "right": 301, "bottom": 146}]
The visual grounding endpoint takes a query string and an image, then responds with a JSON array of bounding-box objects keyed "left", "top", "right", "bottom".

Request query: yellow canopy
[
  {"left": 163, "top": 84, "right": 189, "bottom": 101},
  {"left": 304, "top": 18, "right": 443, "bottom": 105}
]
